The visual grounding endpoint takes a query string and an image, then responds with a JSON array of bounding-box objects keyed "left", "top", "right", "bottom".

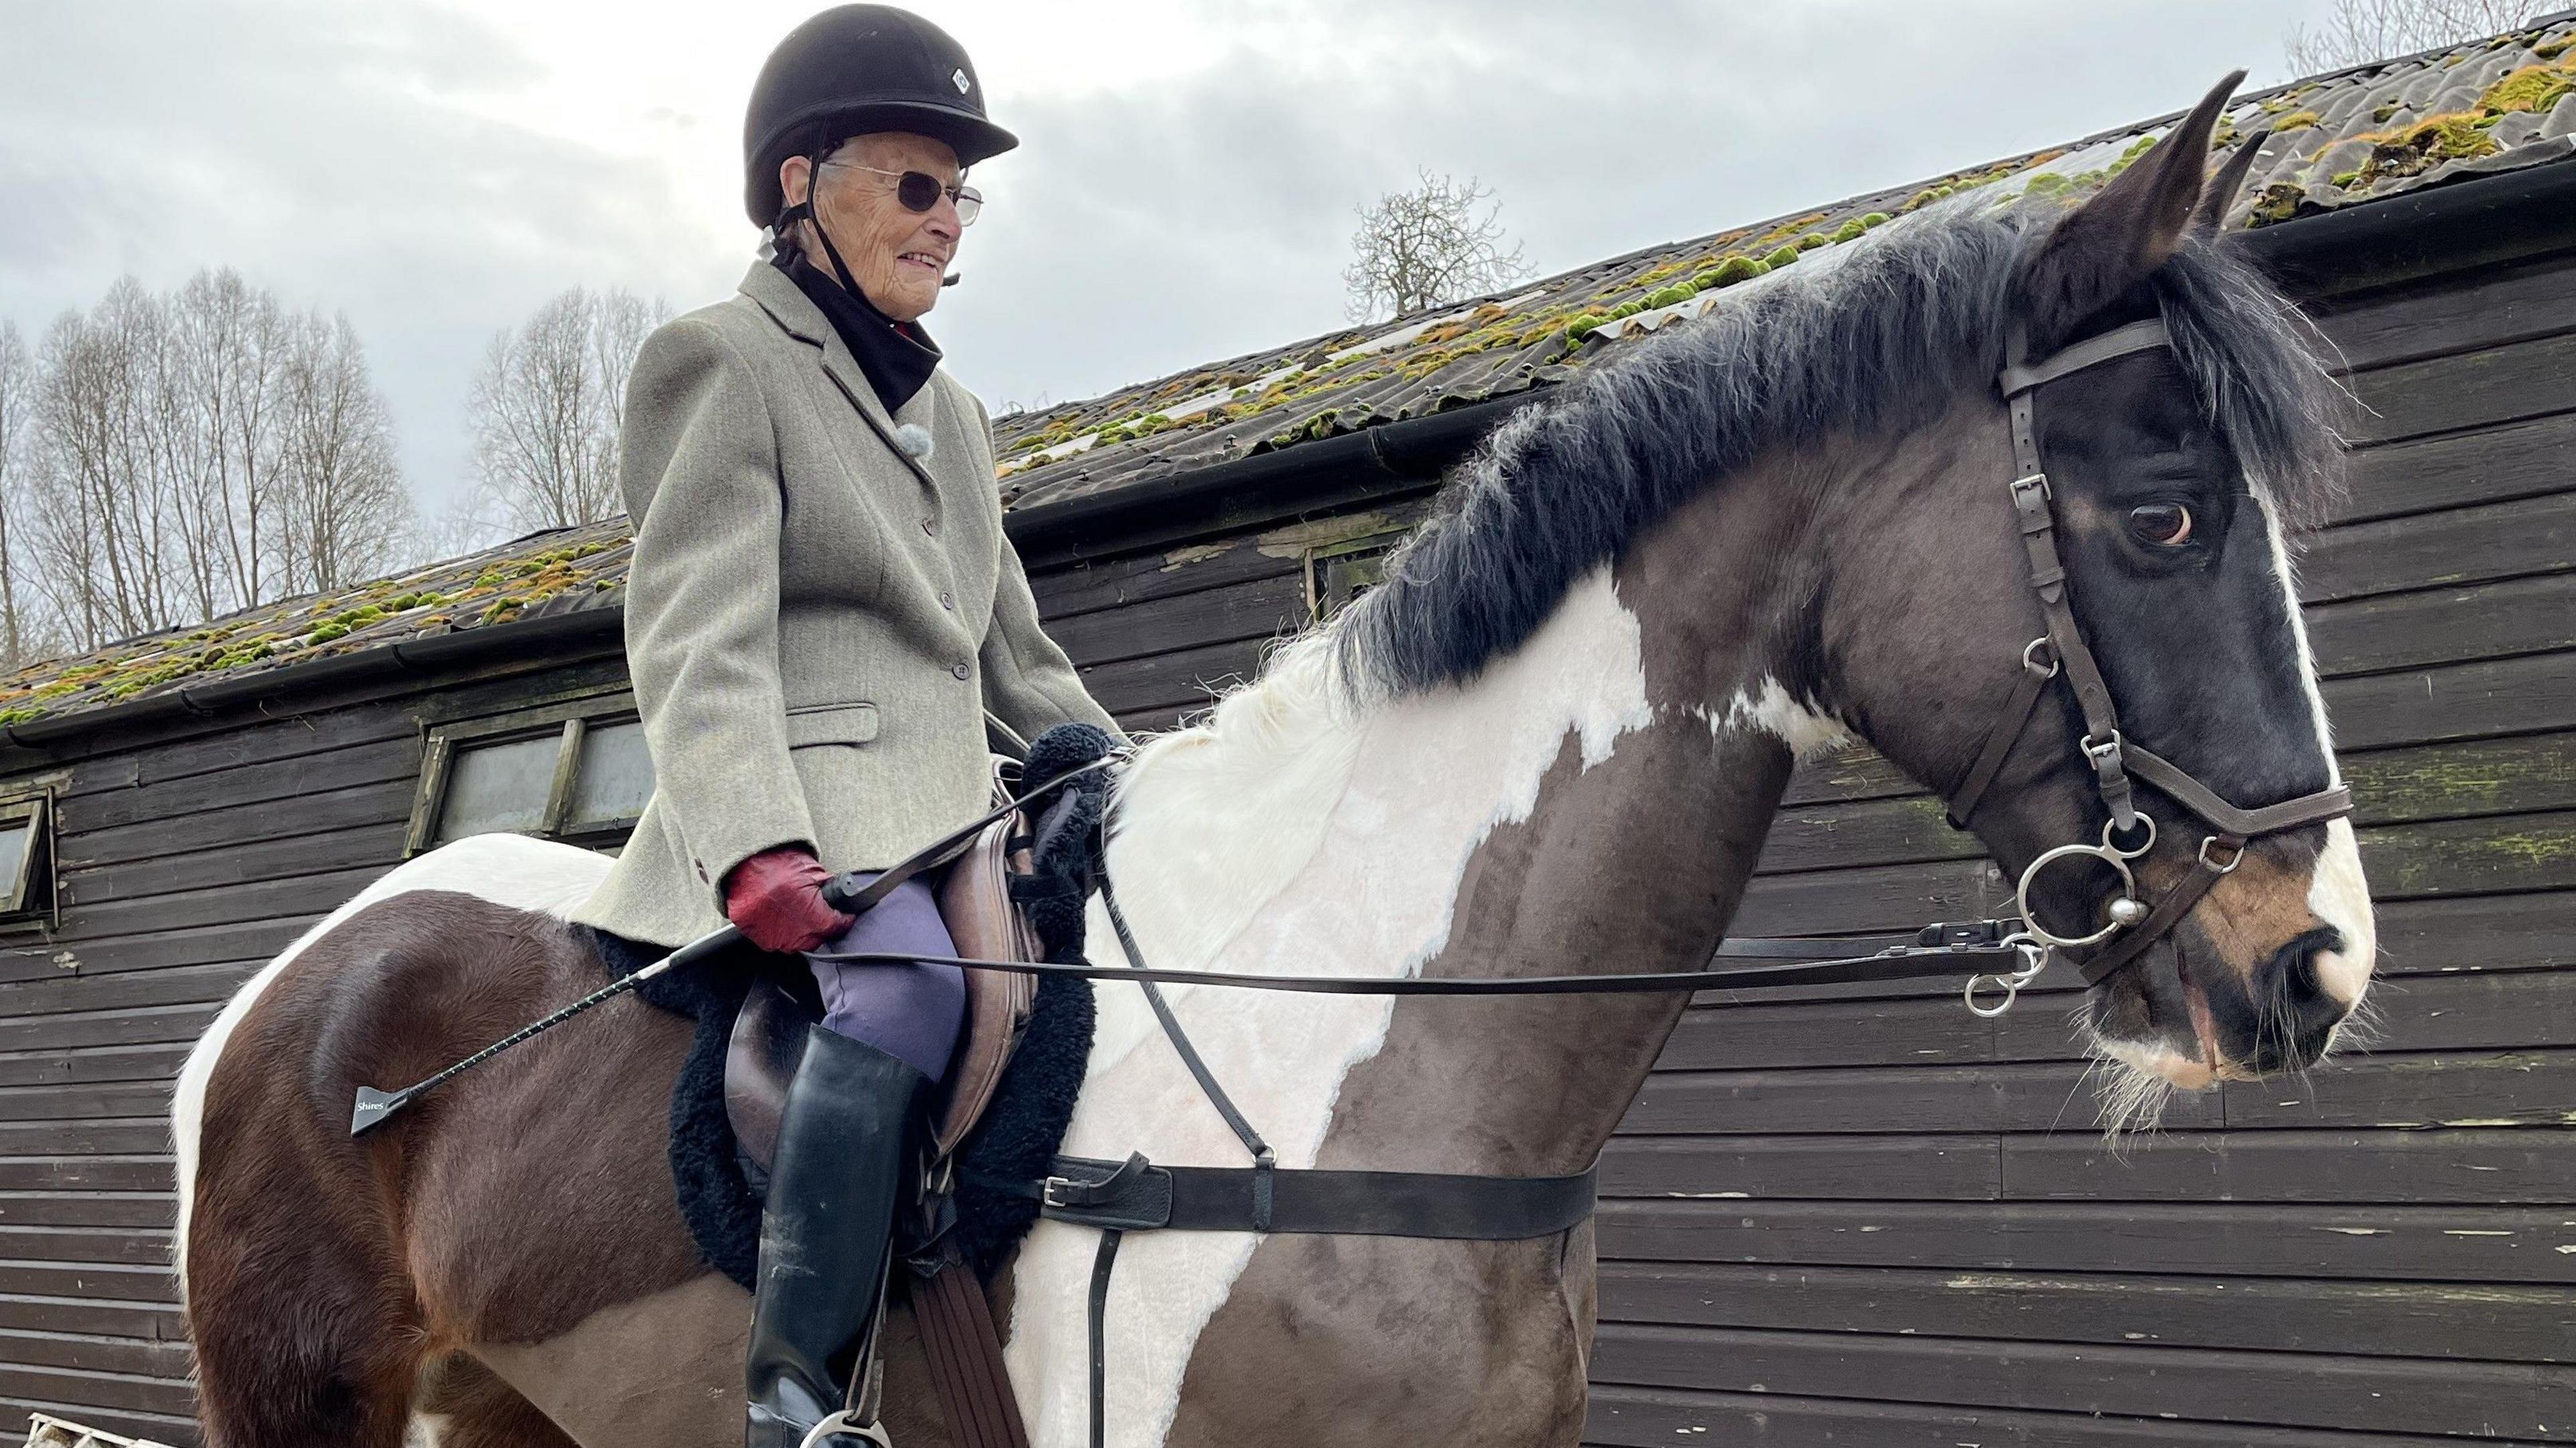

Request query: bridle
[{"left": 1941, "top": 315, "right": 2354, "bottom": 1012}]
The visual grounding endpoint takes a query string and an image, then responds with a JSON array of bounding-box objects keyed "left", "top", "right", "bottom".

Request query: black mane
[{"left": 1336, "top": 201, "right": 2347, "bottom": 698}]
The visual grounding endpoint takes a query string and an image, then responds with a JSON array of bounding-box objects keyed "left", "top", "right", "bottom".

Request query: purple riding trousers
[{"left": 804, "top": 874, "right": 964, "bottom": 1082}]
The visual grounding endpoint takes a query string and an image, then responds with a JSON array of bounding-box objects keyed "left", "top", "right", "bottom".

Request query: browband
[{"left": 1996, "top": 318, "right": 2172, "bottom": 398}]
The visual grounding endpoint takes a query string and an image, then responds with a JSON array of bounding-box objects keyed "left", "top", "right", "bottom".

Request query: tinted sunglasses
[{"left": 820, "top": 160, "right": 981, "bottom": 225}]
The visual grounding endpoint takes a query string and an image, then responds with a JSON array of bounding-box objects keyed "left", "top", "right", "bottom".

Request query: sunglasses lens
[
  {"left": 954, "top": 187, "right": 981, "bottom": 225},
  {"left": 897, "top": 172, "right": 942, "bottom": 212}
]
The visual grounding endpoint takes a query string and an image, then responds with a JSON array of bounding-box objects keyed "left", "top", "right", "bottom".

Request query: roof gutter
[
  {"left": 1, "top": 602, "right": 624, "bottom": 755},
  {"left": 2237, "top": 145, "right": 2576, "bottom": 295}
]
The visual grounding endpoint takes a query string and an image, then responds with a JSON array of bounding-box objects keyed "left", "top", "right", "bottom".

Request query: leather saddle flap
[
  {"left": 725, "top": 805, "right": 1042, "bottom": 1175},
  {"left": 929, "top": 812, "right": 1041, "bottom": 1156}
]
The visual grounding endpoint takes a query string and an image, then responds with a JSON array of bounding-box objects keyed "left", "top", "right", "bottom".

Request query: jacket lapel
[{"left": 739, "top": 262, "right": 945, "bottom": 494}]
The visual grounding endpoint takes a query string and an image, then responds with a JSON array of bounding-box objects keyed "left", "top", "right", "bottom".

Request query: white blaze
[{"left": 2256, "top": 493, "right": 2375, "bottom": 1005}]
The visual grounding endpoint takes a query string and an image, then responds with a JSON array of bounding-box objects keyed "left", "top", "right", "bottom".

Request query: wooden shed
[{"left": 0, "top": 26, "right": 2571, "bottom": 1443}]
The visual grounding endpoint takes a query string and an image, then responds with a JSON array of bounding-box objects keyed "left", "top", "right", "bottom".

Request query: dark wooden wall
[
  {"left": 0, "top": 651, "right": 630, "bottom": 1442},
  {"left": 0, "top": 242, "right": 2564, "bottom": 1443}
]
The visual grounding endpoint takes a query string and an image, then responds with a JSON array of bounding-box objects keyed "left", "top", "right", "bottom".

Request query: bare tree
[
  {"left": 30, "top": 280, "right": 184, "bottom": 647},
  {"left": 168, "top": 270, "right": 292, "bottom": 617},
  {"left": 468, "top": 287, "right": 669, "bottom": 534},
  {"left": 0, "top": 322, "right": 45, "bottom": 667},
  {"left": 1342, "top": 170, "right": 1533, "bottom": 323},
  {"left": 275, "top": 314, "right": 413, "bottom": 591},
  {"left": 2285, "top": 0, "right": 2530, "bottom": 72},
  {"left": 13, "top": 273, "right": 420, "bottom": 652}
]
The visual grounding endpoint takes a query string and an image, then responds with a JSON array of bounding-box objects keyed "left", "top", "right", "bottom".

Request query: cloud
[{"left": 3, "top": 0, "right": 2341, "bottom": 508}]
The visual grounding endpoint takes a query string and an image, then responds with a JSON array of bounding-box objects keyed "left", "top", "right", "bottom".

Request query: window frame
[
  {"left": 0, "top": 792, "right": 54, "bottom": 926},
  {"left": 406, "top": 691, "right": 647, "bottom": 855},
  {"left": 1303, "top": 526, "right": 1411, "bottom": 622}
]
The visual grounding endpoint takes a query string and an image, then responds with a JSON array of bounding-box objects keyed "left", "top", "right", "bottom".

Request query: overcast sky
[{"left": 3, "top": 0, "right": 2371, "bottom": 522}]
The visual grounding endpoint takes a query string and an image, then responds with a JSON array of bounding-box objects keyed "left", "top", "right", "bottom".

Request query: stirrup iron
[{"left": 799, "top": 1410, "right": 893, "bottom": 1448}]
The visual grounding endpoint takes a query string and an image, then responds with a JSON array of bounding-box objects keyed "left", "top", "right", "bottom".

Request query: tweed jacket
[{"left": 570, "top": 262, "right": 1119, "bottom": 947}]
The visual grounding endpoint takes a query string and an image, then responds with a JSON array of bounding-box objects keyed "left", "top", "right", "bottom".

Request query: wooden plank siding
[
  {"left": 1582, "top": 251, "right": 2576, "bottom": 1445},
  {"left": 0, "top": 657, "right": 633, "bottom": 1439},
  {"left": 0, "top": 235, "right": 2559, "bottom": 1443}
]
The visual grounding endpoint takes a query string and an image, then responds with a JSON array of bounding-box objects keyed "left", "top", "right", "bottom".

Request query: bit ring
[{"left": 2015, "top": 842, "right": 2139, "bottom": 948}]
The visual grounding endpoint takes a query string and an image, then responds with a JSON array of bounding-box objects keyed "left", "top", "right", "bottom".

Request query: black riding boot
[{"left": 745, "top": 1026, "right": 923, "bottom": 1448}]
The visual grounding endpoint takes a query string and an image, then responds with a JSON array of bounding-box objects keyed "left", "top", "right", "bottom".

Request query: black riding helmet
[{"left": 743, "top": 5, "right": 1018, "bottom": 230}]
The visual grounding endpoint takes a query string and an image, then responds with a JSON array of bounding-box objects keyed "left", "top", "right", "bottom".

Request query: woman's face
[{"left": 782, "top": 131, "right": 963, "bottom": 323}]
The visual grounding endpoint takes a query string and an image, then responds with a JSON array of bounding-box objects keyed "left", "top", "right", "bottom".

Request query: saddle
[{"left": 723, "top": 765, "right": 1044, "bottom": 1177}]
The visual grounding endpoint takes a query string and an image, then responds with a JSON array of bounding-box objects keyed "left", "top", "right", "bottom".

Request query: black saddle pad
[{"left": 584, "top": 722, "right": 1114, "bottom": 1289}]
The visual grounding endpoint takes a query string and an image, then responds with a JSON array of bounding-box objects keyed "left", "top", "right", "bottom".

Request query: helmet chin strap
[{"left": 781, "top": 144, "right": 869, "bottom": 301}]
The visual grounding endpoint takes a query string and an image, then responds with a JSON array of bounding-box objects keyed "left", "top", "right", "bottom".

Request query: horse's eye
[{"left": 2130, "top": 502, "right": 2193, "bottom": 547}]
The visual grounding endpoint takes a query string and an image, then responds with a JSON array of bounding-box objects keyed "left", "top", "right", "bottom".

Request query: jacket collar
[{"left": 739, "top": 262, "right": 943, "bottom": 488}]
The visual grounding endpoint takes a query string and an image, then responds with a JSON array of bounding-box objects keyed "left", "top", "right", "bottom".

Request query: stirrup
[{"left": 798, "top": 1410, "right": 893, "bottom": 1448}]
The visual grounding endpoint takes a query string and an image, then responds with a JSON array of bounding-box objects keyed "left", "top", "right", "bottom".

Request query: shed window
[
  {"left": 408, "top": 700, "right": 655, "bottom": 855},
  {"left": 1304, "top": 528, "right": 1410, "bottom": 622},
  {"left": 0, "top": 795, "right": 50, "bottom": 921}
]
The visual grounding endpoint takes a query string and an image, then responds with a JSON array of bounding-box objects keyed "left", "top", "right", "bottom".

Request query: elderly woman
[{"left": 567, "top": 7, "right": 1120, "bottom": 1444}]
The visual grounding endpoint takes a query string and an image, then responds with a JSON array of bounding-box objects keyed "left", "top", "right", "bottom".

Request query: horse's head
[{"left": 1821, "top": 74, "right": 2372, "bottom": 1103}]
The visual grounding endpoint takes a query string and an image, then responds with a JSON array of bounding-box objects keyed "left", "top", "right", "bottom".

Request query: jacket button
[
  {"left": 951, "top": 663, "right": 972, "bottom": 681},
  {"left": 938, "top": 591, "right": 955, "bottom": 610},
  {"left": 922, "top": 518, "right": 938, "bottom": 537}
]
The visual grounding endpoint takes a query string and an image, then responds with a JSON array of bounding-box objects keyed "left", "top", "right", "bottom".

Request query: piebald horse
[{"left": 175, "top": 76, "right": 2374, "bottom": 1448}]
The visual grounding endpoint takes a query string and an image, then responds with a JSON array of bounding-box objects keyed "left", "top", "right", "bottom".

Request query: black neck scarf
[{"left": 775, "top": 251, "right": 943, "bottom": 414}]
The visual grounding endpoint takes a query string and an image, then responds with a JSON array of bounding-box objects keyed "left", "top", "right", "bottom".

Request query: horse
[{"left": 173, "top": 74, "right": 2375, "bottom": 1448}]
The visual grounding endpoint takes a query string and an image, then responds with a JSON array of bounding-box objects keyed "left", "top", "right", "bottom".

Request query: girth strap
[
  {"left": 908, "top": 1259, "right": 1032, "bottom": 1448},
  {"left": 1020, "top": 1150, "right": 1601, "bottom": 1239}
]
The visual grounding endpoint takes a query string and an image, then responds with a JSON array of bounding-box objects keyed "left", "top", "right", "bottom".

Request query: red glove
[{"left": 720, "top": 846, "right": 854, "bottom": 954}]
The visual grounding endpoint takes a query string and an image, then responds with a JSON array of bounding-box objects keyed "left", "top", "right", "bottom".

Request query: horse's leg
[
  {"left": 184, "top": 997, "right": 429, "bottom": 1448},
  {"left": 414, "top": 1353, "right": 579, "bottom": 1448},
  {"left": 183, "top": 1195, "right": 423, "bottom": 1448}
]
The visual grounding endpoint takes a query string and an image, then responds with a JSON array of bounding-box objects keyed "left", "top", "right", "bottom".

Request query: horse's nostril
[{"left": 2257, "top": 926, "right": 2350, "bottom": 1068}]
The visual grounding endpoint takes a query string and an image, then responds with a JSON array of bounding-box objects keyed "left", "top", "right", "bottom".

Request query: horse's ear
[
  {"left": 2193, "top": 128, "right": 2272, "bottom": 235},
  {"left": 2015, "top": 70, "right": 2246, "bottom": 350}
]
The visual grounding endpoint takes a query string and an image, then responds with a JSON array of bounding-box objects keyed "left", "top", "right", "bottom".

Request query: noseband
[{"left": 1944, "top": 317, "right": 2353, "bottom": 1007}]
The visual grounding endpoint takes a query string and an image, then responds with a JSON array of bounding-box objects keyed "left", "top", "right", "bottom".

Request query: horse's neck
[{"left": 1085, "top": 532, "right": 1816, "bottom": 1180}]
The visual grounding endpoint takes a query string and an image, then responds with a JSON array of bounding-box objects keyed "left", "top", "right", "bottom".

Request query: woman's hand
[{"left": 721, "top": 846, "right": 857, "bottom": 954}]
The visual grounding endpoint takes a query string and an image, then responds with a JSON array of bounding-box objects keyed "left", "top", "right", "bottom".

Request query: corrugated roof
[
  {"left": 9, "top": 19, "right": 2574, "bottom": 735},
  {"left": 1, "top": 520, "right": 631, "bottom": 731},
  {"left": 987, "top": 17, "right": 2576, "bottom": 511}
]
